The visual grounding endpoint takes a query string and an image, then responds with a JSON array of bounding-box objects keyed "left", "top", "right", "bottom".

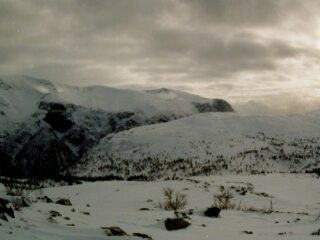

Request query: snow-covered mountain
[
  {"left": 0, "top": 76, "right": 233, "bottom": 129},
  {"left": 0, "top": 75, "right": 234, "bottom": 177},
  {"left": 72, "top": 111, "right": 320, "bottom": 180}
]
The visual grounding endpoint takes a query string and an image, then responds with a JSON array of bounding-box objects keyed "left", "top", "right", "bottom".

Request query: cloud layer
[{"left": 1, "top": 0, "right": 320, "bottom": 112}]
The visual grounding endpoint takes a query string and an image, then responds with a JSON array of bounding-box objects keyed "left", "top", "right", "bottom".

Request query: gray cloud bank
[{"left": 1, "top": 0, "right": 320, "bottom": 112}]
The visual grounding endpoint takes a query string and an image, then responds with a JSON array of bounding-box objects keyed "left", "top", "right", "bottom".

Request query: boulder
[
  {"left": 104, "top": 226, "right": 129, "bottom": 236},
  {"left": 204, "top": 207, "right": 221, "bottom": 217},
  {"left": 43, "top": 196, "right": 53, "bottom": 203},
  {"left": 133, "top": 233, "right": 153, "bottom": 239},
  {"left": 0, "top": 198, "right": 14, "bottom": 221},
  {"left": 56, "top": 198, "right": 72, "bottom": 206},
  {"left": 312, "top": 229, "right": 320, "bottom": 236},
  {"left": 50, "top": 210, "right": 62, "bottom": 217},
  {"left": 164, "top": 218, "right": 190, "bottom": 231}
]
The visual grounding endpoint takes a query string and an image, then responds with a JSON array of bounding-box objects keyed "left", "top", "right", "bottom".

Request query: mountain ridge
[{"left": 0, "top": 75, "right": 234, "bottom": 177}]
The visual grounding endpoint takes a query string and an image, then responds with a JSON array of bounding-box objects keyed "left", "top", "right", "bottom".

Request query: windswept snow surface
[{"left": 1, "top": 174, "right": 320, "bottom": 240}]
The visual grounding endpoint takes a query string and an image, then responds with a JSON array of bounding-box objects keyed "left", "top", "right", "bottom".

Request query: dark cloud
[
  {"left": 180, "top": 0, "right": 320, "bottom": 28},
  {"left": 0, "top": 0, "right": 319, "bottom": 111}
]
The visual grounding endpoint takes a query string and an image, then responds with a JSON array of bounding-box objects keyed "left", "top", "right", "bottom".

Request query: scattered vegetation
[
  {"left": 237, "top": 200, "right": 274, "bottom": 214},
  {"left": 162, "top": 187, "right": 188, "bottom": 216},
  {"left": 212, "top": 187, "right": 236, "bottom": 210},
  {"left": 73, "top": 132, "right": 320, "bottom": 180}
]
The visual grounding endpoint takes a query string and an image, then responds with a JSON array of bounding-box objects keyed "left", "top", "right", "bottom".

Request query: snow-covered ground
[
  {"left": 73, "top": 111, "right": 320, "bottom": 178},
  {"left": 1, "top": 174, "right": 320, "bottom": 240}
]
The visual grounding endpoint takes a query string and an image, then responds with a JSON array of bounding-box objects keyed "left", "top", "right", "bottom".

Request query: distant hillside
[
  {"left": 0, "top": 75, "right": 234, "bottom": 177},
  {"left": 71, "top": 111, "right": 320, "bottom": 180}
]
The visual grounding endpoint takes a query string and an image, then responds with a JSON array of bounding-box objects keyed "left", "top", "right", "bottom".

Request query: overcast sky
[{"left": 1, "top": 0, "right": 320, "bottom": 112}]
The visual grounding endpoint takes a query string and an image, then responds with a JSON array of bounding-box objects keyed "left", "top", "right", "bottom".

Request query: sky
[{"left": 1, "top": 0, "right": 320, "bottom": 112}]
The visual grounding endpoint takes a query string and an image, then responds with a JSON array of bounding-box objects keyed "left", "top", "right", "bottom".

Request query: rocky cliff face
[
  {"left": 14, "top": 127, "right": 76, "bottom": 176},
  {"left": 193, "top": 99, "right": 234, "bottom": 113}
]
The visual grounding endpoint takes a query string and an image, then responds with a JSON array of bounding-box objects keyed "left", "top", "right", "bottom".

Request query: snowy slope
[
  {"left": 0, "top": 75, "right": 234, "bottom": 177},
  {"left": 0, "top": 76, "right": 233, "bottom": 132},
  {"left": 1, "top": 174, "right": 320, "bottom": 240},
  {"left": 74, "top": 111, "right": 320, "bottom": 179}
]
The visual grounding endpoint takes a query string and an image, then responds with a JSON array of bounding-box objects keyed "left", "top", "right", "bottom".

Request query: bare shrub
[
  {"left": 212, "top": 188, "right": 236, "bottom": 209},
  {"left": 239, "top": 200, "right": 274, "bottom": 214},
  {"left": 162, "top": 187, "right": 187, "bottom": 217},
  {"left": 4, "top": 185, "right": 25, "bottom": 196},
  {"left": 11, "top": 196, "right": 30, "bottom": 211}
]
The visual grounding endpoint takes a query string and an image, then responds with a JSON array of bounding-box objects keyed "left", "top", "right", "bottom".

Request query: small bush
[
  {"left": 212, "top": 188, "right": 235, "bottom": 209},
  {"left": 4, "top": 185, "right": 25, "bottom": 196},
  {"left": 162, "top": 188, "right": 187, "bottom": 216},
  {"left": 237, "top": 200, "right": 274, "bottom": 214},
  {"left": 11, "top": 197, "right": 30, "bottom": 211}
]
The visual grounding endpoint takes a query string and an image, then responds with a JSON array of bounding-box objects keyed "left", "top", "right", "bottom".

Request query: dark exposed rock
[
  {"left": 43, "top": 103, "right": 73, "bottom": 132},
  {"left": 212, "top": 99, "right": 234, "bottom": 112},
  {"left": 4, "top": 207, "right": 14, "bottom": 218},
  {"left": 63, "top": 128, "right": 85, "bottom": 146},
  {"left": 38, "top": 102, "right": 66, "bottom": 112},
  {"left": 0, "top": 212, "right": 8, "bottom": 221},
  {"left": 0, "top": 198, "right": 14, "bottom": 221},
  {"left": 204, "top": 207, "right": 221, "bottom": 217},
  {"left": 132, "top": 233, "right": 153, "bottom": 239},
  {"left": 0, "top": 148, "right": 12, "bottom": 174},
  {"left": 50, "top": 210, "right": 62, "bottom": 217},
  {"left": 312, "top": 229, "right": 320, "bottom": 236},
  {"left": 104, "top": 226, "right": 129, "bottom": 236},
  {"left": 242, "top": 230, "right": 253, "bottom": 234},
  {"left": 139, "top": 208, "right": 150, "bottom": 211},
  {"left": 164, "top": 218, "right": 190, "bottom": 231},
  {"left": 56, "top": 198, "right": 72, "bottom": 206},
  {"left": 193, "top": 99, "right": 234, "bottom": 113},
  {"left": 15, "top": 128, "right": 76, "bottom": 177},
  {"left": 40, "top": 196, "right": 53, "bottom": 203},
  {"left": 0, "top": 198, "right": 9, "bottom": 206},
  {"left": 81, "top": 211, "right": 90, "bottom": 215}
]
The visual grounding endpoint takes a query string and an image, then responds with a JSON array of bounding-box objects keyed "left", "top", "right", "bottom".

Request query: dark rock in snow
[
  {"left": 50, "top": 210, "right": 62, "bottom": 217},
  {"left": 42, "top": 196, "right": 53, "bottom": 203},
  {"left": 0, "top": 198, "right": 14, "bottom": 221},
  {"left": 164, "top": 218, "right": 190, "bottom": 231},
  {"left": 132, "top": 232, "right": 153, "bottom": 239},
  {"left": 193, "top": 99, "right": 234, "bottom": 113},
  {"left": 312, "top": 229, "right": 320, "bottom": 236},
  {"left": 242, "top": 230, "right": 253, "bottom": 234},
  {"left": 104, "top": 226, "right": 129, "bottom": 236},
  {"left": 0, "top": 212, "right": 8, "bottom": 221},
  {"left": 56, "top": 198, "right": 72, "bottom": 206},
  {"left": 139, "top": 208, "right": 150, "bottom": 211},
  {"left": 204, "top": 207, "right": 221, "bottom": 217}
]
